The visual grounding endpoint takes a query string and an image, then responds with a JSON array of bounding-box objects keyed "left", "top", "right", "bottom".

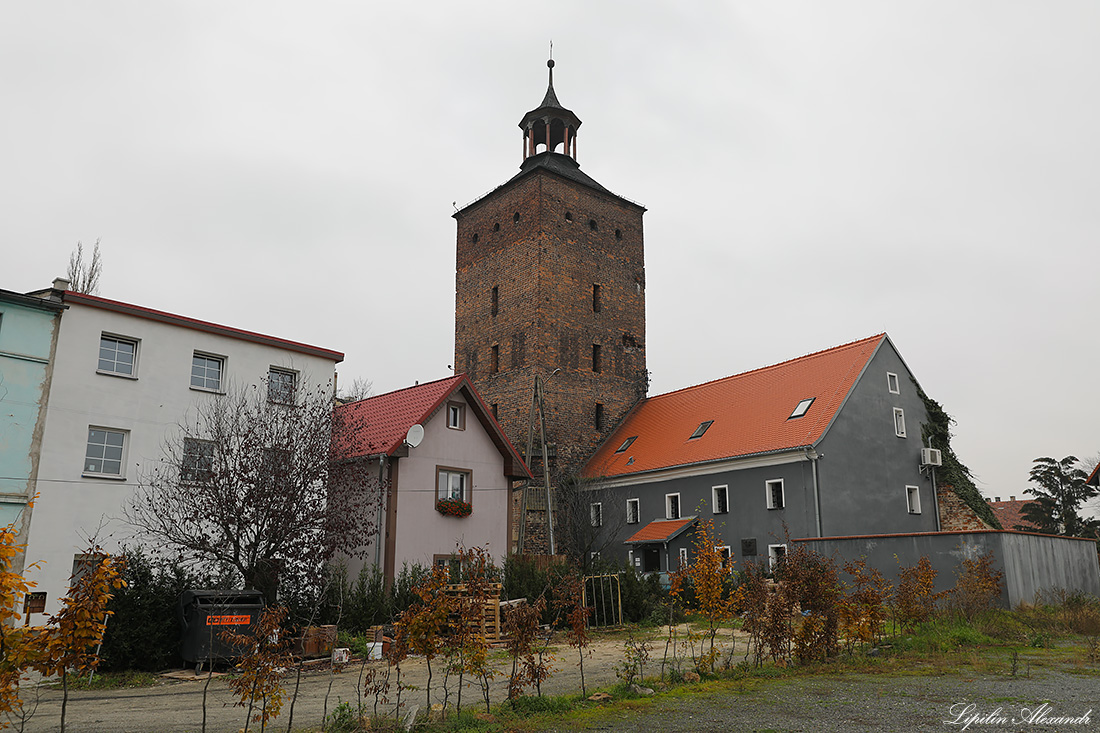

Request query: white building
[{"left": 25, "top": 281, "right": 343, "bottom": 615}]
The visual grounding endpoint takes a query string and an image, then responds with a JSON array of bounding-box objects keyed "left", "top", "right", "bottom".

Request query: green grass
[{"left": 52, "top": 670, "right": 161, "bottom": 690}]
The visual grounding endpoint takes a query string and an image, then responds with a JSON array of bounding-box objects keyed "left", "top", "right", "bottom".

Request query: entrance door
[{"left": 642, "top": 546, "right": 661, "bottom": 573}]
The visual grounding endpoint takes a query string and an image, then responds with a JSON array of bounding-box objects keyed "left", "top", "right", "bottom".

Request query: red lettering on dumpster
[{"left": 206, "top": 615, "right": 250, "bottom": 626}]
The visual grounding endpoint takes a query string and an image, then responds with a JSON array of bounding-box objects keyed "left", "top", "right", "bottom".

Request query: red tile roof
[
  {"left": 987, "top": 500, "right": 1040, "bottom": 532},
  {"left": 624, "top": 517, "right": 696, "bottom": 544},
  {"left": 585, "top": 334, "right": 886, "bottom": 479},
  {"left": 1088, "top": 463, "right": 1099, "bottom": 487},
  {"left": 333, "top": 375, "right": 531, "bottom": 479}
]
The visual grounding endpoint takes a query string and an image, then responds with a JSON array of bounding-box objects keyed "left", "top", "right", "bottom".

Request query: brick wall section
[
  {"left": 937, "top": 484, "right": 993, "bottom": 532},
  {"left": 454, "top": 166, "right": 647, "bottom": 479}
]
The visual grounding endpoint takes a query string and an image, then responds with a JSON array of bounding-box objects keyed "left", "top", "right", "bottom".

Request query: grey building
[{"left": 581, "top": 333, "right": 945, "bottom": 579}]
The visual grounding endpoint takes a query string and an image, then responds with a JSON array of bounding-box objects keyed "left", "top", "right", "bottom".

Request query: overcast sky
[{"left": 3, "top": 2, "right": 1097, "bottom": 501}]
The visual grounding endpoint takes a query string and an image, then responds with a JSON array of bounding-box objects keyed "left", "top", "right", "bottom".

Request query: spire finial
[{"left": 547, "top": 41, "right": 555, "bottom": 86}]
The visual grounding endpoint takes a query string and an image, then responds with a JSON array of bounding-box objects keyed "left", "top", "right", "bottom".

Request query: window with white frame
[
  {"left": 84, "top": 427, "right": 126, "bottom": 477},
  {"left": 626, "top": 498, "right": 640, "bottom": 524},
  {"left": 447, "top": 402, "right": 465, "bottom": 430},
  {"left": 893, "top": 407, "right": 906, "bottom": 438},
  {"left": 437, "top": 467, "right": 470, "bottom": 502},
  {"left": 181, "top": 438, "right": 215, "bottom": 483},
  {"left": 712, "top": 485, "right": 729, "bottom": 514},
  {"left": 887, "top": 372, "right": 900, "bottom": 394},
  {"left": 615, "top": 436, "right": 637, "bottom": 454},
  {"left": 191, "top": 353, "right": 224, "bottom": 391},
  {"left": 906, "top": 485, "right": 921, "bottom": 514},
  {"left": 768, "top": 544, "right": 787, "bottom": 574},
  {"left": 717, "top": 545, "right": 732, "bottom": 569},
  {"left": 627, "top": 549, "right": 635, "bottom": 567},
  {"left": 268, "top": 367, "right": 298, "bottom": 404},
  {"left": 98, "top": 334, "right": 138, "bottom": 377},
  {"left": 590, "top": 502, "right": 603, "bottom": 527},
  {"left": 766, "top": 479, "right": 784, "bottom": 510},
  {"left": 590, "top": 551, "right": 600, "bottom": 562},
  {"left": 678, "top": 547, "right": 689, "bottom": 569},
  {"left": 665, "top": 493, "right": 681, "bottom": 520}
]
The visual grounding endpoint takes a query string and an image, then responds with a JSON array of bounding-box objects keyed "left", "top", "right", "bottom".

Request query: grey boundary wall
[{"left": 793, "top": 530, "right": 1100, "bottom": 608}]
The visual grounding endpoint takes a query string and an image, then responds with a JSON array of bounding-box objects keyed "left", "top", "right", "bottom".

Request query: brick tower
[{"left": 453, "top": 59, "right": 648, "bottom": 531}]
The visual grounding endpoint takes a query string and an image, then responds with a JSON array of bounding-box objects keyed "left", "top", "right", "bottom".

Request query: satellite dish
[{"left": 405, "top": 424, "right": 424, "bottom": 448}]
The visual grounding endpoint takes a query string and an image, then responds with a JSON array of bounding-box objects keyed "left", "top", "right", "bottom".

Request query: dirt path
[{"left": 15, "top": 627, "right": 1097, "bottom": 732}]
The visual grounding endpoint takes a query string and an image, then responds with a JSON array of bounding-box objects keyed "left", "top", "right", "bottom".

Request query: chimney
[
  {"left": 52, "top": 277, "right": 71, "bottom": 291},
  {"left": 985, "top": 497, "right": 992, "bottom": 503},
  {"left": 994, "top": 496, "right": 1001, "bottom": 502},
  {"left": 1010, "top": 495, "right": 1015, "bottom": 501}
]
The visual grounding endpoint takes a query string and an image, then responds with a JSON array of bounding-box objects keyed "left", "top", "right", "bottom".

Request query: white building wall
[{"left": 27, "top": 299, "right": 340, "bottom": 615}]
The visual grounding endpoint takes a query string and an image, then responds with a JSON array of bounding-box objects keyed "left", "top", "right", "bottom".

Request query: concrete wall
[
  {"left": 795, "top": 531, "right": 1100, "bottom": 607},
  {"left": 28, "top": 298, "right": 339, "bottom": 615}
]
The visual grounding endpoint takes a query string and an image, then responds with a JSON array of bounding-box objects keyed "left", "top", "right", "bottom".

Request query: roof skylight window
[
  {"left": 615, "top": 436, "right": 637, "bottom": 454},
  {"left": 689, "top": 420, "right": 714, "bottom": 440},
  {"left": 789, "top": 398, "right": 815, "bottom": 419}
]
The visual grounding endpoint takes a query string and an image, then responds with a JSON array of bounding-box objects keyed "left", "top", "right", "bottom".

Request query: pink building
[{"left": 332, "top": 375, "right": 530, "bottom": 584}]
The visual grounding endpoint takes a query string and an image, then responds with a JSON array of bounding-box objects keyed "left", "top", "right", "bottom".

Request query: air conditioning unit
[{"left": 921, "top": 448, "right": 942, "bottom": 467}]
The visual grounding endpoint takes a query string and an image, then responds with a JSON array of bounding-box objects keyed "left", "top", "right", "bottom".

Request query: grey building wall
[
  {"left": 796, "top": 531, "right": 1100, "bottom": 608},
  {"left": 591, "top": 455, "right": 819, "bottom": 574},
  {"left": 589, "top": 338, "right": 939, "bottom": 575},
  {"left": 815, "top": 339, "right": 938, "bottom": 537}
]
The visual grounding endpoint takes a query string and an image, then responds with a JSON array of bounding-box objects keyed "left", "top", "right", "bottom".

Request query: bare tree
[
  {"left": 127, "top": 379, "right": 381, "bottom": 603},
  {"left": 336, "top": 376, "right": 374, "bottom": 404},
  {"left": 66, "top": 239, "right": 103, "bottom": 295},
  {"left": 556, "top": 474, "right": 628, "bottom": 570}
]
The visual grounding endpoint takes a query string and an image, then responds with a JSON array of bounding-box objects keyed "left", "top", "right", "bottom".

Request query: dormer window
[
  {"left": 789, "top": 398, "right": 815, "bottom": 420},
  {"left": 689, "top": 420, "right": 713, "bottom": 440},
  {"left": 615, "top": 436, "right": 637, "bottom": 454}
]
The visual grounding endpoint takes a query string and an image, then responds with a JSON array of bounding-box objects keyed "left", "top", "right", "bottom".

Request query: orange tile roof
[
  {"left": 333, "top": 375, "right": 531, "bottom": 479},
  {"left": 988, "top": 500, "right": 1040, "bottom": 531},
  {"left": 585, "top": 334, "right": 886, "bottom": 479},
  {"left": 624, "top": 517, "right": 696, "bottom": 544}
]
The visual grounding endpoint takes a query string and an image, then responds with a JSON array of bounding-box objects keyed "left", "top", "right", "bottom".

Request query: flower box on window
[{"left": 435, "top": 498, "right": 472, "bottom": 517}]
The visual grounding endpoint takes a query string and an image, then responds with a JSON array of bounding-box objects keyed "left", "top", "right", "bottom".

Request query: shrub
[{"left": 98, "top": 550, "right": 220, "bottom": 673}]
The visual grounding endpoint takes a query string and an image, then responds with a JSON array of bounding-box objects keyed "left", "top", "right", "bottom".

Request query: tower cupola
[{"left": 519, "top": 59, "right": 581, "bottom": 162}]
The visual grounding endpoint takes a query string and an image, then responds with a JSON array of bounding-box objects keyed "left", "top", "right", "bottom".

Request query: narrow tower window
[
  {"left": 491, "top": 286, "right": 499, "bottom": 316},
  {"left": 592, "top": 284, "right": 601, "bottom": 313},
  {"left": 491, "top": 345, "right": 500, "bottom": 374},
  {"left": 595, "top": 402, "right": 604, "bottom": 430},
  {"left": 592, "top": 344, "right": 602, "bottom": 373}
]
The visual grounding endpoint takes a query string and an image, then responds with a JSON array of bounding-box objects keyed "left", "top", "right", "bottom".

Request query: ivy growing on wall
[{"left": 915, "top": 382, "right": 1002, "bottom": 530}]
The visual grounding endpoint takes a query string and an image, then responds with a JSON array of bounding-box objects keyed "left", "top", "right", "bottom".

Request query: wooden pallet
[{"left": 444, "top": 583, "right": 503, "bottom": 641}]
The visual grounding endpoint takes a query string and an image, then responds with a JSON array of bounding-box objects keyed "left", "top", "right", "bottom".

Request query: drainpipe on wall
[
  {"left": 374, "top": 455, "right": 388, "bottom": 570},
  {"left": 806, "top": 449, "right": 822, "bottom": 537}
]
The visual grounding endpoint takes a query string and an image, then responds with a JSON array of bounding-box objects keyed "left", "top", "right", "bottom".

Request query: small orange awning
[{"left": 624, "top": 517, "right": 696, "bottom": 545}]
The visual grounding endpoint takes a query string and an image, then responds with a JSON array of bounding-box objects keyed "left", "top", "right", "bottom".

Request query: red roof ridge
[
  {"left": 61, "top": 291, "right": 343, "bottom": 361},
  {"left": 341, "top": 374, "right": 465, "bottom": 406},
  {"left": 645, "top": 333, "right": 886, "bottom": 402}
]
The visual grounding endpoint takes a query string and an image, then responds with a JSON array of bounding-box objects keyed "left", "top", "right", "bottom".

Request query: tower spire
[{"left": 520, "top": 56, "right": 581, "bottom": 162}]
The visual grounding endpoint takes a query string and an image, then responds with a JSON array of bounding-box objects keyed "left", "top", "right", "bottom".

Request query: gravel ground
[
  {"left": 563, "top": 671, "right": 1099, "bottom": 733},
  {"left": 13, "top": 629, "right": 1099, "bottom": 732}
]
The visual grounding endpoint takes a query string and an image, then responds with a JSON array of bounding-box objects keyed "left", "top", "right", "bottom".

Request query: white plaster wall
[
  {"left": 392, "top": 394, "right": 511, "bottom": 573},
  {"left": 27, "top": 300, "right": 339, "bottom": 615}
]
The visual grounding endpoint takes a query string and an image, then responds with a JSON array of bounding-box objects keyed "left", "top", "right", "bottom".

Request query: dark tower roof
[{"left": 519, "top": 59, "right": 582, "bottom": 134}]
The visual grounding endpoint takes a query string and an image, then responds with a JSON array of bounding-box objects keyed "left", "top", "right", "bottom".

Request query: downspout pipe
[{"left": 806, "top": 449, "right": 822, "bottom": 537}]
